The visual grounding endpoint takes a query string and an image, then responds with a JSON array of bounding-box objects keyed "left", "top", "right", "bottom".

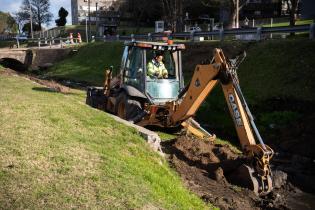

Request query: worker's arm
[{"left": 160, "top": 63, "right": 168, "bottom": 78}]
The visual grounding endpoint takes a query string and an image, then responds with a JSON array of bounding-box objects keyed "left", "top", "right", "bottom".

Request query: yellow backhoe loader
[{"left": 86, "top": 41, "right": 274, "bottom": 195}]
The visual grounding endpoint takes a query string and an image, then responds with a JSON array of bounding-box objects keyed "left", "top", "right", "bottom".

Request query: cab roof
[{"left": 124, "top": 41, "right": 185, "bottom": 51}]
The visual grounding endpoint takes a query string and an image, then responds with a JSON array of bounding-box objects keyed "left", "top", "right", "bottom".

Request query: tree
[
  {"left": 161, "top": 0, "right": 184, "bottom": 32},
  {"left": 201, "top": 0, "right": 248, "bottom": 28},
  {"left": 0, "top": 12, "right": 18, "bottom": 34},
  {"left": 14, "top": 11, "right": 28, "bottom": 33},
  {"left": 55, "top": 7, "right": 68, "bottom": 26},
  {"left": 120, "top": 0, "right": 161, "bottom": 32},
  {"left": 283, "top": 0, "right": 300, "bottom": 26},
  {"left": 17, "top": 0, "right": 53, "bottom": 30},
  {"left": 22, "top": 21, "right": 40, "bottom": 33}
]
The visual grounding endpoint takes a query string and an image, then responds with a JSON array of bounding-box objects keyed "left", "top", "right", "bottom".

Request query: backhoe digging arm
[{"left": 170, "top": 48, "right": 274, "bottom": 195}]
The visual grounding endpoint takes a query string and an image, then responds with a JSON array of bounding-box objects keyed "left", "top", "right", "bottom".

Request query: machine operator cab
[{"left": 120, "top": 41, "right": 185, "bottom": 104}]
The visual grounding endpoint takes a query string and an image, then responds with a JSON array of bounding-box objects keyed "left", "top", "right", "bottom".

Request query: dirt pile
[
  {"left": 0, "top": 68, "right": 71, "bottom": 94},
  {"left": 162, "top": 136, "right": 315, "bottom": 210}
]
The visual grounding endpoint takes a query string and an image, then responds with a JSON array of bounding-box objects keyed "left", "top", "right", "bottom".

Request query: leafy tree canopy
[
  {"left": 0, "top": 11, "right": 18, "bottom": 33},
  {"left": 55, "top": 7, "right": 68, "bottom": 26}
]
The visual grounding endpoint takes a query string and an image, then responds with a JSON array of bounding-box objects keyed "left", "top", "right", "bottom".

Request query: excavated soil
[
  {"left": 162, "top": 136, "right": 315, "bottom": 210},
  {"left": 0, "top": 68, "right": 71, "bottom": 94}
]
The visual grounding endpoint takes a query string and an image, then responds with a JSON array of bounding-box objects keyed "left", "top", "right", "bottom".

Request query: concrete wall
[
  {"left": 31, "top": 49, "right": 73, "bottom": 69},
  {"left": 0, "top": 48, "right": 73, "bottom": 70}
]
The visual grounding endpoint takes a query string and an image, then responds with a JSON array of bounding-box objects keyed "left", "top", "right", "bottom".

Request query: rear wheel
[
  {"left": 116, "top": 92, "right": 142, "bottom": 121},
  {"left": 86, "top": 87, "right": 106, "bottom": 110}
]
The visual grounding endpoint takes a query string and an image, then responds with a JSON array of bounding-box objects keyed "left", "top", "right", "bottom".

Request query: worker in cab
[{"left": 147, "top": 51, "right": 168, "bottom": 79}]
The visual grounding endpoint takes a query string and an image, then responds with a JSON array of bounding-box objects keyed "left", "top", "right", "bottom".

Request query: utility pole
[
  {"left": 96, "top": 2, "right": 98, "bottom": 37},
  {"left": 88, "top": 0, "right": 91, "bottom": 42},
  {"left": 86, "top": 15, "right": 88, "bottom": 43},
  {"left": 29, "top": 0, "right": 34, "bottom": 38}
]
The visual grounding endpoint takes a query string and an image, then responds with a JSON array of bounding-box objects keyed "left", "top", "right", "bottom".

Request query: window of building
[
  {"left": 249, "top": 0, "right": 262, "bottom": 3},
  {"left": 254, "top": 10, "right": 261, "bottom": 15}
]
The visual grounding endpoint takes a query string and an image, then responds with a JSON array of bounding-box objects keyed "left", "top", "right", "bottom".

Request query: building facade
[
  {"left": 241, "top": 0, "right": 282, "bottom": 19},
  {"left": 71, "top": 0, "right": 119, "bottom": 25}
]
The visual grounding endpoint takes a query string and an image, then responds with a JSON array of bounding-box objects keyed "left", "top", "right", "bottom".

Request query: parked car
[
  {"left": 189, "top": 26, "right": 202, "bottom": 32},
  {"left": 198, "top": 14, "right": 210, "bottom": 20},
  {"left": 213, "top": 23, "right": 223, "bottom": 31},
  {"left": 15, "top": 35, "right": 28, "bottom": 40}
]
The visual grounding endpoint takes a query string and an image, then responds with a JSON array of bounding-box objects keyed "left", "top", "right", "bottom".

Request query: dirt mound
[
  {"left": 0, "top": 68, "right": 71, "bottom": 94},
  {"left": 163, "top": 136, "right": 260, "bottom": 209},
  {"left": 173, "top": 136, "right": 244, "bottom": 182},
  {"left": 162, "top": 136, "right": 315, "bottom": 210}
]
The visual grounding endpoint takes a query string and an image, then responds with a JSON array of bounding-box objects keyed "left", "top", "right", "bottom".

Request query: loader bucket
[{"left": 229, "top": 164, "right": 273, "bottom": 195}]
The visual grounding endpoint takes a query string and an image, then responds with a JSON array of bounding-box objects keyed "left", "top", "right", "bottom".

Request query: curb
[{"left": 107, "top": 113, "right": 164, "bottom": 156}]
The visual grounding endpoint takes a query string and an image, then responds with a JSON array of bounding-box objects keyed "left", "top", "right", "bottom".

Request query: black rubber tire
[
  {"left": 86, "top": 88, "right": 107, "bottom": 110},
  {"left": 86, "top": 88, "right": 95, "bottom": 106},
  {"left": 116, "top": 92, "right": 142, "bottom": 121}
]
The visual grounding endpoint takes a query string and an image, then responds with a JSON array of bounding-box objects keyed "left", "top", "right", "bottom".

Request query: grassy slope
[
  {"left": 0, "top": 68, "right": 210, "bottom": 209},
  {"left": 46, "top": 42, "right": 124, "bottom": 85},
  {"left": 239, "top": 39, "right": 315, "bottom": 103},
  {"left": 195, "top": 38, "right": 315, "bottom": 149},
  {"left": 0, "top": 41, "right": 14, "bottom": 48}
]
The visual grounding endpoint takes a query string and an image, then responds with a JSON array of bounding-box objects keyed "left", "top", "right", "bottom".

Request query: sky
[{"left": 0, "top": 0, "right": 72, "bottom": 28}]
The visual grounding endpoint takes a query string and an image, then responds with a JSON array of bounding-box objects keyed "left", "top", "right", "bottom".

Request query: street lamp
[
  {"left": 84, "top": 0, "right": 91, "bottom": 41},
  {"left": 85, "top": 12, "right": 88, "bottom": 43},
  {"left": 88, "top": 0, "right": 91, "bottom": 41},
  {"left": 96, "top": 2, "right": 99, "bottom": 36},
  {"left": 28, "top": 0, "right": 34, "bottom": 38}
]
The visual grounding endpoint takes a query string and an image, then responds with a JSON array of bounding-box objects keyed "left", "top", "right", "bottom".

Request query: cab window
[
  {"left": 124, "top": 47, "right": 144, "bottom": 90},
  {"left": 146, "top": 50, "right": 176, "bottom": 79}
]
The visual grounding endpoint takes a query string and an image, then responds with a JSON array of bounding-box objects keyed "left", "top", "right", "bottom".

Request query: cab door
[{"left": 123, "top": 47, "right": 145, "bottom": 92}]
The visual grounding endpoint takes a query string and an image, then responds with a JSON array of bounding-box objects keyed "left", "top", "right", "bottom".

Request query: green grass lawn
[
  {"left": 238, "top": 39, "right": 315, "bottom": 103},
  {"left": 45, "top": 42, "right": 124, "bottom": 85},
  {"left": 0, "top": 68, "right": 212, "bottom": 209},
  {"left": 261, "top": 19, "right": 314, "bottom": 27},
  {"left": 0, "top": 41, "right": 14, "bottom": 48}
]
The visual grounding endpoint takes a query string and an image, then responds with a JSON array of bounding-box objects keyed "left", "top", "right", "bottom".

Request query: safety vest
[{"left": 147, "top": 59, "right": 168, "bottom": 78}]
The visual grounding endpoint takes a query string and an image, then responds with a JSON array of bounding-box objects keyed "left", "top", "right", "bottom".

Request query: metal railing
[
  {"left": 95, "top": 24, "right": 315, "bottom": 42},
  {"left": 15, "top": 37, "right": 82, "bottom": 48},
  {"left": 32, "top": 27, "right": 63, "bottom": 39},
  {"left": 0, "top": 34, "right": 15, "bottom": 41},
  {"left": 11, "top": 23, "right": 315, "bottom": 48}
]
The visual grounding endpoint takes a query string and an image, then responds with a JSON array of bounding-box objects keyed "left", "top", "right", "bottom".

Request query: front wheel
[{"left": 116, "top": 92, "right": 142, "bottom": 122}]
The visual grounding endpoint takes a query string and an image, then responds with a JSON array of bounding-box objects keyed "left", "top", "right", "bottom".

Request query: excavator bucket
[{"left": 229, "top": 164, "right": 273, "bottom": 195}]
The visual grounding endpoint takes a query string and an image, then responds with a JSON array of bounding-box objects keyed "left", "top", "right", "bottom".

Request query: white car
[
  {"left": 15, "top": 35, "right": 28, "bottom": 40},
  {"left": 189, "top": 26, "right": 202, "bottom": 32}
]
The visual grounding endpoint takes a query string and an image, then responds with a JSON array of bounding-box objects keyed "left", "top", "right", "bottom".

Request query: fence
[
  {"left": 15, "top": 37, "right": 81, "bottom": 49},
  {"left": 32, "top": 27, "right": 63, "bottom": 39},
  {"left": 0, "top": 34, "right": 15, "bottom": 41},
  {"left": 95, "top": 24, "right": 315, "bottom": 42},
  {"left": 12, "top": 23, "right": 315, "bottom": 48}
]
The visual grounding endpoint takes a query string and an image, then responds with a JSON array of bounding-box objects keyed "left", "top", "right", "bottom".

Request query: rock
[
  {"left": 273, "top": 170, "right": 288, "bottom": 189},
  {"left": 31, "top": 66, "right": 40, "bottom": 71},
  {"left": 39, "top": 63, "right": 53, "bottom": 69},
  {"left": 214, "top": 167, "right": 225, "bottom": 181}
]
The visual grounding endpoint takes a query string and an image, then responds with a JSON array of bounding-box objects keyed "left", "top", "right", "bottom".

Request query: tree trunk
[
  {"left": 37, "top": 6, "right": 41, "bottom": 30},
  {"left": 227, "top": 6, "right": 237, "bottom": 29},
  {"left": 289, "top": 0, "right": 299, "bottom": 27},
  {"left": 288, "top": 0, "right": 299, "bottom": 36}
]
